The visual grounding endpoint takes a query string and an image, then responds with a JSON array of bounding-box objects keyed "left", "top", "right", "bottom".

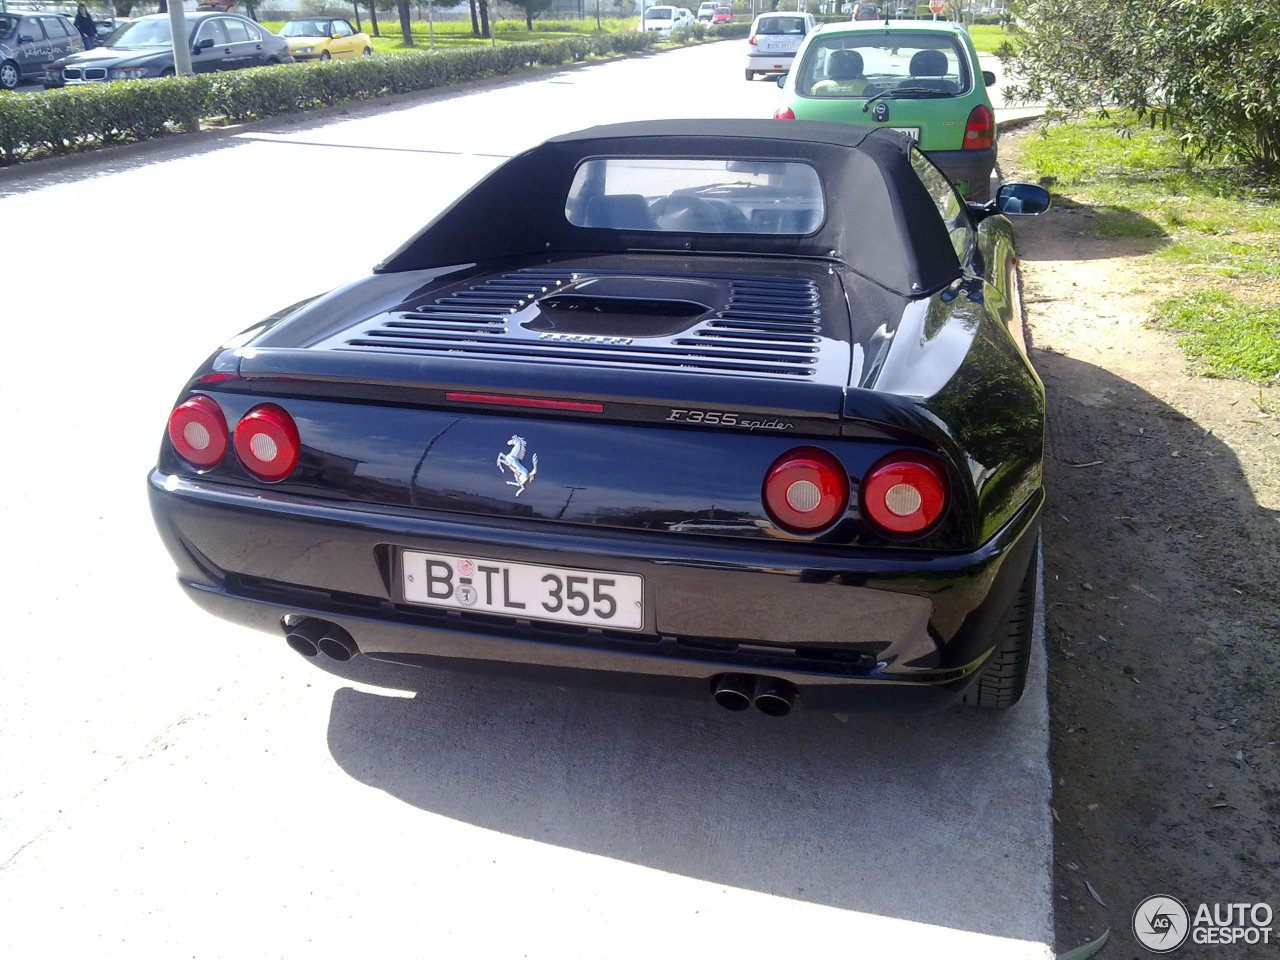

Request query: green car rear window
[{"left": 796, "top": 32, "right": 971, "bottom": 99}]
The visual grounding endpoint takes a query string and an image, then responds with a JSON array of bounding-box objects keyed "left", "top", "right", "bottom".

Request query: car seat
[
  {"left": 907, "top": 49, "right": 956, "bottom": 93},
  {"left": 583, "top": 194, "right": 657, "bottom": 230},
  {"left": 811, "top": 48, "right": 868, "bottom": 96}
]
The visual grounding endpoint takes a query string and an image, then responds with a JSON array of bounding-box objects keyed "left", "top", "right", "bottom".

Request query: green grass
[
  {"left": 1016, "top": 112, "right": 1280, "bottom": 387},
  {"left": 1152, "top": 292, "right": 1280, "bottom": 384},
  {"left": 259, "top": 18, "right": 640, "bottom": 54},
  {"left": 967, "top": 23, "right": 1019, "bottom": 55}
]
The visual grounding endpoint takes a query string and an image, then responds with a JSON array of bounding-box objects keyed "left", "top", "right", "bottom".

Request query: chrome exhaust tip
[
  {"left": 316, "top": 623, "right": 358, "bottom": 661},
  {"left": 711, "top": 674, "right": 755, "bottom": 712},
  {"left": 753, "top": 677, "right": 797, "bottom": 717},
  {"left": 283, "top": 618, "right": 323, "bottom": 658}
]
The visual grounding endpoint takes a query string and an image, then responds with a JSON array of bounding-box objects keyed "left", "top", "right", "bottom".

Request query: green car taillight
[{"left": 962, "top": 104, "right": 994, "bottom": 151}]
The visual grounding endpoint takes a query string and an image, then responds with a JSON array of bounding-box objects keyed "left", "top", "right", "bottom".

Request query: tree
[
  {"left": 508, "top": 0, "right": 553, "bottom": 31},
  {"left": 1003, "top": 0, "right": 1280, "bottom": 176},
  {"left": 397, "top": 0, "right": 414, "bottom": 45}
]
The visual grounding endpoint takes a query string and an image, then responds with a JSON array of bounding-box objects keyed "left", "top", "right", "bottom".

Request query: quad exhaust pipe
[
  {"left": 711, "top": 674, "right": 797, "bottom": 717},
  {"left": 282, "top": 618, "right": 359, "bottom": 661}
]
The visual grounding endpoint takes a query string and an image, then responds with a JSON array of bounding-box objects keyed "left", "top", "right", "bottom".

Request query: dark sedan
[
  {"left": 150, "top": 120, "right": 1051, "bottom": 717},
  {"left": 44, "top": 11, "right": 291, "bottom": 87}
]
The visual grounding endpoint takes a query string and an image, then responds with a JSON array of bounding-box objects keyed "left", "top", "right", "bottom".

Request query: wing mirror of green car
[{"left": 982, "top": 70, "right": 996, "bottom": 86}]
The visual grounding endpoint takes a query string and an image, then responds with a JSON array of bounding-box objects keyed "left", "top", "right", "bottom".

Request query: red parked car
[{"left": 712, "top": 6, "right": 732, "bottom": 23}]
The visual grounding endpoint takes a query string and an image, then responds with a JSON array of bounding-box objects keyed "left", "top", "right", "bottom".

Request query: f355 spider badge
[{"left": 496, "top": 435, "right": 538, "bottom": 496}]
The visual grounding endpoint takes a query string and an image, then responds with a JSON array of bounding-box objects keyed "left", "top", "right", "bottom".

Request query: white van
[
  {"left": 697, "top": 1, "right": 719, "bottom": 20},
  {"left": 745, "top": 11, "right": 817, "bottom": 81},
  {"left": 640, "top": 5, "right": 695, "bottom": 36}
]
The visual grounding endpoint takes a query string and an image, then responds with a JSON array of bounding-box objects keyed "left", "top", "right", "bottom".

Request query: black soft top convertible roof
[{"left": 376, "top": 119, "right": 961, "bottom": 297}]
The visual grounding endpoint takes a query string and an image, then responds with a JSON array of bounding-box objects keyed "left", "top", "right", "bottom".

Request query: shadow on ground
[{"left": 1031, "top": 348, "right": 1279, "bottom": 956}]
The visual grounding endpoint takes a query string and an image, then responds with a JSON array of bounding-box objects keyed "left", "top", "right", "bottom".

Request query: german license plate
[
  {"left": 889, "top": 127, "right": 921, "bottom": 142},
  {"left": 401, "top": 551, "right": 644, "bottom": 630}
]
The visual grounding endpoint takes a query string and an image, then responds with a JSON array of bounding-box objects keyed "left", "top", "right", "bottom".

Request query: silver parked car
[
  {"left": 745, "top": 11, "right": 817, "bottom": 81},
  {"left": 0, "top": 12, "right": 83, "bottom": 91}
]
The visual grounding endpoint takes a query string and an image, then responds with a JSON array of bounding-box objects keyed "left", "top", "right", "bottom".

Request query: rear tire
[
  {"left": 745, "top": 69, "right": 754, "bottom": 81},
  {"left": 961, "top": 540, "right": 1039, "bottom": 709},
  {"left": 0, "top": 59, "right": 20, "bottom": 91},
  {"left": 362, "top": 47, "right": 373, "bottom": 56}
]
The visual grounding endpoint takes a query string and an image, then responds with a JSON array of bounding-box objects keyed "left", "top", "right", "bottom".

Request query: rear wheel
[
  {"left": 961, "top": 540, "right": 1039, "bottom": 709},
  {"left": 744, "top": 69, "right": 754, "bottom": 81},
  {"left": 0, "top": 59, "right": 20, "bottom": 91},
  {"left": 362, "top": 47, "right": 373, "bottom": 55}
]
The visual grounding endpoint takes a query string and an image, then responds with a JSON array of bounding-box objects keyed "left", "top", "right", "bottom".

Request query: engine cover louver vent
[{"left": 338, "top": 267, "right": 827, "bottom": 378}]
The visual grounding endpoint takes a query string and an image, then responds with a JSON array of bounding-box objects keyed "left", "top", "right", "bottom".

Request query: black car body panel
[{"left": 150, "top": 120, "right": 1046, "bottom": 714}]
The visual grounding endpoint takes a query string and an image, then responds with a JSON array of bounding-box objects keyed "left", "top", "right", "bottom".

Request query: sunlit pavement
[{"left": 0, "top": 40, "right": 1053, "bottom": 959}]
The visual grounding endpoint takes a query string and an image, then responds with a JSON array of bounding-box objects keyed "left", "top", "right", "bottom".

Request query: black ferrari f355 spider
[{"left": 150, "top": 119, "right": 1051, "bottom": 716}]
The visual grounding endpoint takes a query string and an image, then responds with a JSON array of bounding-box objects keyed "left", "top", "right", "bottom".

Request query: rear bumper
[
  {"left": 149, "top": 469, "right": 1041, "bottom": 712},
  {"left": 746, "top": 52, "right": 796, "bottom": 74}
]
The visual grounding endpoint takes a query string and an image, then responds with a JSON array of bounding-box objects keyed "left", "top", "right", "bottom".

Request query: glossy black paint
[{"left": 150, "top": 122, "right": 1046, "bottom": 712}]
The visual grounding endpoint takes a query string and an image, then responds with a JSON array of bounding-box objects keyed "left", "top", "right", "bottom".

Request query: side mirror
[
  {"left": 18, "top": 34, "right": 36, "bottom": 43},
  {"left": 194, "top": 36, "right": 215, "bottom": 52},
  {"left": 995, "top": 183, "right": 1051, "bottom": 216},
  {"left": 982, "top": 70, "right": 996, "bottom": 86},
  {"left": 775, "top": 74, "right": 786, "bottom": 87}
]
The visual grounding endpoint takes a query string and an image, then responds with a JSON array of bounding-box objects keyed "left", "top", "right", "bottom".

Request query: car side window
[
  {"left": 196, "top": 19, "right": 226, "bottom": 44},
  {"left": 19, "top": 17, "right": 45, "bottom": 41},
  {"left": 223, "top": 18, "right": 253, "bottom": 43},
  {"left": 909, "top": 146, "right": 973, "bottom": 260},
  {"left": 334, "top": 20, "right": 353, "bottom": 37},
  {"left": 41, "top": 17, "right": 70, "bottom": 38}
]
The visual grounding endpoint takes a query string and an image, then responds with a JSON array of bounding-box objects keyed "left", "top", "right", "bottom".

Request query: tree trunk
[
  {"left": 478, "top": 0, "right": 490, "bottom": 38},
  {"left": 397, "top": 0, "right": 413, "bottom": 46},
  {"left": 469, "top": 0, "right": 480, "bottom": 37},
  {"left": 368, "top": 0, "right": 380, "bottom": 37}
]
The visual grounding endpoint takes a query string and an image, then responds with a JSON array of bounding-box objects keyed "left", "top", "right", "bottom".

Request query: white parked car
[
  {"left": 745, "top": 11, "right": 817, "bottom": 81},
  {"left": 697, "top": 1, "right": 718, "bottom": 21},
  {"left": 640, "top": 5, "right": 695, "bottom": 36}
]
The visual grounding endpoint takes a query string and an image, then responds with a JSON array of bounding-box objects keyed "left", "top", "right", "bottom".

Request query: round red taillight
[
  {"left": 763, "top": 447, "right": 849, "bottom": 533},
  {"left": 862, "top": 453, "right": 948, "bottom": 535},
  {"left": 773, "top": 106, "right": 796, "bottom": 120},
  {"left": 167, "top": 395, "right": 228, "bottom": 469},
  {"left": 234, "top": 404, "right": 300, "bottom": 482}
]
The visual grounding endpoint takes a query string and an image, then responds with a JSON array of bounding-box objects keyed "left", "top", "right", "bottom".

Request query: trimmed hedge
[{"left": 0, "top": 31, "right": 664, "bottom": 165}]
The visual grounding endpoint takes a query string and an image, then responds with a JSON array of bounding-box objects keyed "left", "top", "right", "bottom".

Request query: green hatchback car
[{"left": 773, "top": 20, "right": 997, "bottom": 200}]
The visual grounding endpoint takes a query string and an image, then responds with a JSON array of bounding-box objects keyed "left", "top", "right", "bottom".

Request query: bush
[
  {"left": 0, "top": 31, "right": 663, "bottom": 165},
  {"left": 1004, "top": 0, "right": 1280, "bottom": 176}
]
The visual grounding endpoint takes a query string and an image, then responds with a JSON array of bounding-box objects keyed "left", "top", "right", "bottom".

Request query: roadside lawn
[
  {"left": 259, "top": 18, "right": 641, "bottom": 54},
  {"left": 1018, "top": 112, "right": 1280, "bottom": 401}
]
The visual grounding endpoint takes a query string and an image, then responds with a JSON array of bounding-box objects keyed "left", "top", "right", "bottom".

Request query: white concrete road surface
[{"left": 0, "top": 40, "right": 1053, "bottom": 959}]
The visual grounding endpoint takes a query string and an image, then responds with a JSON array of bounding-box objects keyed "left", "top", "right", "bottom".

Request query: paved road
[{"left": 0, "top": 40, "right": 1052, "bottom": 959}]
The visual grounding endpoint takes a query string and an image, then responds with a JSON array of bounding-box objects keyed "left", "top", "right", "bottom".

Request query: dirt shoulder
[{"left": 999, "top": 126, "right": 1280, "bottom": 956}]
